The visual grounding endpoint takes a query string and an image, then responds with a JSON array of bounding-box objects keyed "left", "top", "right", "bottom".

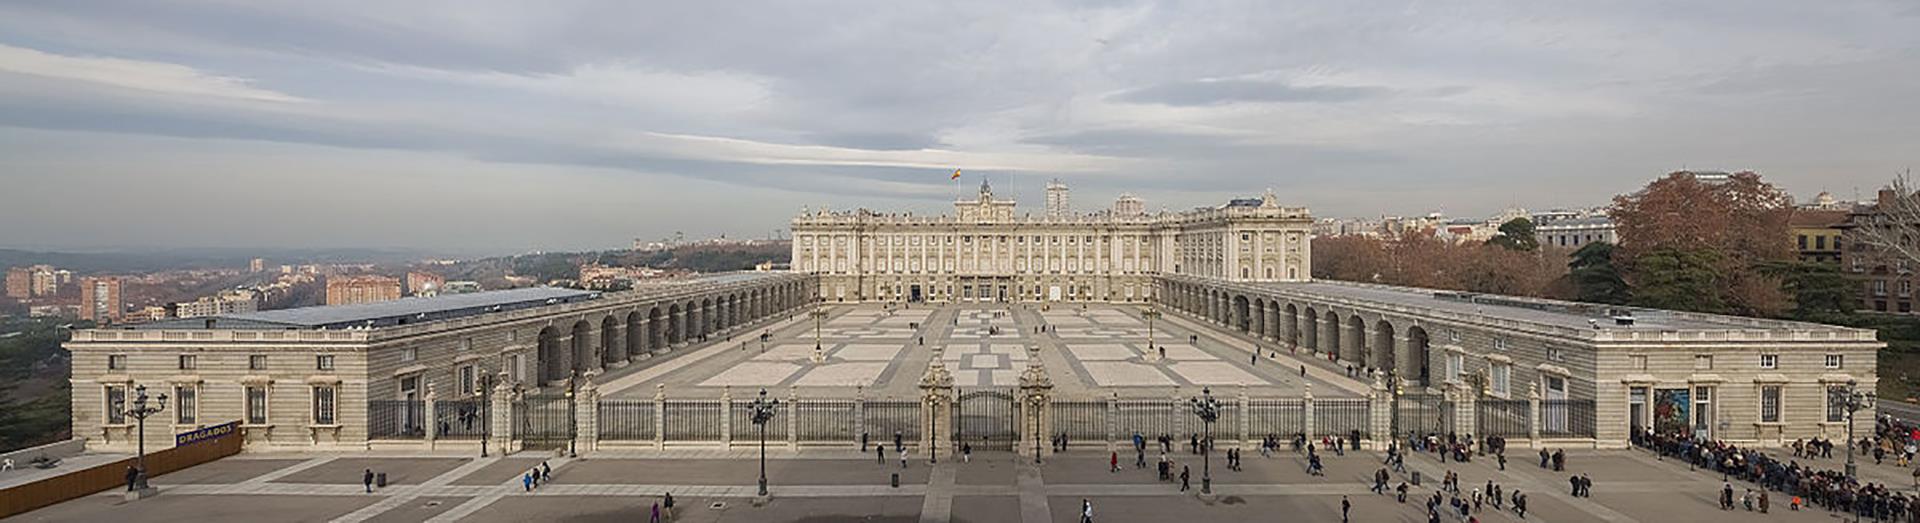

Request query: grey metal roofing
[
  {"left": 1272, "top": 281, "right": 1854, "bottom": 333},
  {"left": 136, "top": 287, "right": 598, "bottom": 330}
]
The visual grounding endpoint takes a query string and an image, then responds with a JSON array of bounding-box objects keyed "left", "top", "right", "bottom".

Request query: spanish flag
[{"left": 950, "top": 168, "right": 962, "bottom": 180}]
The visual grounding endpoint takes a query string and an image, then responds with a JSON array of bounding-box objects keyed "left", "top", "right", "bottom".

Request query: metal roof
[{"left": 136, "top": 287, "right": 598, "bottom": 330}]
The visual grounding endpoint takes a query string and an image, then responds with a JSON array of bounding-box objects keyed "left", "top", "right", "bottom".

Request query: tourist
[
  {"left": 651, "top": 502, "right": 661, "bottom": 523},
  {"left": 542, "top": 461, "right": 552, "bottom": 480},
  {"left": 1180, "top": 466, "right": 1191, "bottom": 491},
  {"left": 530, "top": 467, "right": 541, "bottom": 487},
  {"left": 664, "top": 492, "right": 675, "bottom": 519},
  {"left": 1110, "top": 451, "right": 1119, "bottom": 473},
  {"left": 963, "top": 442, "right": 972, "bottom": 463},
  {"left": 1135, "top": 448, "right": 1144, "bottom": 468},
  {"left": 1081, "top": 499, "right": 1093, "bottom": 523},
  {"left": 895, "top": 430, "right": 904, "bottom": 452},
  {"left": 1341, "top": 495, "right": 1351, "bottom": 522},
  {"left": 125, "top": 465, "right": 140, "bottom": 492},
  {"left": 901, "top": 449, "right": 908, "bottom": 469},
  {"left": 363, "top": 468, "right": 375, "bottom": 493},
  {"left": 522, "top": 472, "right": 532, "bottom": 492},
  {"left": 878, "top": 444, "right": 886, "bottom": 465}
]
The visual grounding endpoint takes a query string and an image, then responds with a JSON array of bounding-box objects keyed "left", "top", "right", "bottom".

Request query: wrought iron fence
[
  {"left": 433, "top": 399, "right": 488, "bottom": 440},
  {"left": 598, "top": 400, "right": 656, "bottom": 441},
  {"left": 796, "top": 400, "right": 856, "bottom": 443},
  {"left": 1393, "top": 394, "right": 1453, "bottom": 436},
  {"left": 369, "top": 400, "right": 426, "bottom": 439},
  {"left": 731, "top": 401, "right": 791, "bottom": 441},
  {"left": 1247, "top": 399, "right": 1305, "bottom": 439},
  {"left": 1476, "top": 399, "right": 1531, "bottom": 438},
  {"left": 1113, "top": 399, "right": 1177, "bottom": 440},
  {"left": 1051, "top": 401, "right": 1108, "bottom": 442},
  {"left": 1317, "top": 398, "right": 1371, "bottom": 438},
  {"left": 1540, "top": 399, "right": 1596, "bottom": 438},
  {"left": 864, "top": 400, "right": 922, "bottom": 445},
  {"left": 662, "top": 400, "right": 723, "bottom": 442},
  {"left": 1188, "top": 402, "right": 1240, "bottom": 442},
  {"left": 514, "top": 394, "right": 571, "bottom": 449}
]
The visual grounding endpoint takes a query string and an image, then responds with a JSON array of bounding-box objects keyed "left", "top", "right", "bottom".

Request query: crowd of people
[{"left": 1636, "top": 417, "right": 1920, "bottom": 521}]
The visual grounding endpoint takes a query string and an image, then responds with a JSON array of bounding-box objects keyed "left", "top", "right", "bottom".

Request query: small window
[
  {"left": 108, "top": 354, "right": 126, "bottom": 371},
  {"left": 1759, "top": 354, "right": 1778, "bottom": 369},
  {"left": 178, "top": 354, "right": 196, "bottom": 370},
  {"left": 1493, "top": 338, "right": 1508, "bottom": 351},
  {"left": 1628, "top": 354, "right": 1647, "bottom": 370},
  {"left": 316, "top": 354, "right": 336, "bottom": 371},
  {"left": 461, "top": 338, "right": 473, "bottom": 351},
  {"left": 401, "top": 348, "right": 417, "bottom": 362},
  {"left": 1825, "top": 354, "right": 1844, "bottom": 369},
  {"left": 249, "top": 354, "right": 268, "bottom": 371},
  {"left": 1694, "top": 354, "right": 1713, "bottom": 370}
]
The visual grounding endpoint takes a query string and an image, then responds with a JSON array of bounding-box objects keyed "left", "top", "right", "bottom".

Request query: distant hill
[{"left": 0, "top": 247, "right": 436, "bottom": 274}]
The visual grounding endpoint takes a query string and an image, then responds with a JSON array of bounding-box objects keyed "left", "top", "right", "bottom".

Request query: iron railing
[
  {"left": 369, "top": 400, "right": 426, "bottom": 439},
  {"left": 597, "top": 400, "right": 656, "bottom": 441}
]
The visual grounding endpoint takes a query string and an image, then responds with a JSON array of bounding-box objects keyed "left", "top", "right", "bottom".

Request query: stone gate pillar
[
  {"left": 653, "top": 384, "right": 667, "bottom": 450},
  {"left": 1448, "top": 382, "right": 1475, "bottom": 442},
  {"left": 1368, "top": 373, "right": 1392, "bottom": 450},
  {"left": 490, "top": 373, "right": 516, "bottom": 454},
  {"left": 1019, "top": 358, "right": 1055, "bottom": 459},
  {"left": 788, "top": 388, "right": 800, "bottom": 450},
  {"left": 576, "top": 375, "right": 599, "bottom": 453},
  {"left": 424, "top": 384, "right": 439, "bottom": 449},
  {"left": 919, "top": 360, "right": 955, "bottom": 459},
  {"left": 1302, "top": 383, "right": 1316, "bottom": 439},
  {"left": 1237, "top": 384, "right": 1252, "bottom": 449},
  {"left": 1527, "top": 383, "right": 1543, "bottom": 449},
  {"left": 721, "top": 386, "right": 735, "bottom": 449}
]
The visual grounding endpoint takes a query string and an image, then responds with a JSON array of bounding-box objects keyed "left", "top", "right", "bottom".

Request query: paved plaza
[
  {"left": 18, "top": 444, "right": 1920, "bottom": 522},
  {"left": 598, "top": 303, "right": 1364, "bottom": 400}
]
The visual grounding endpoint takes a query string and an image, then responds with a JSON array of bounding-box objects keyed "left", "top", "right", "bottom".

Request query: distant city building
[
  {"left": 79, "top": 276, "right": 122, "bottom": 323},
  {"left": 134, "top": 305, "right": 171, "bottom": 323},
  {"left": 1791, "top": 209, "right": 1849, "bottom": 264},
  {"left": 1844, "top": 188, "right": 1920, "bottom": 313},
  {"left": 250, "top": 258, "right": 266, "bottom": 272},
  {"left": 1674, "top": 169, "right": 1733, "bottom": 184},
  {"left": 406, "top": 271, "right": 446, "bottom": 296},
  {"left": 1535, "top": 216, "right": 1617, "bottom": 249},
  {"left": 27, "top": 304, "right": 70, "bottom": 318},
  {"left": 175, "top": 289, "right": 261, "bottom": 319},
  {"left": 326, "top": 275, "right": 402, "bottom": 306},
  {"left": 1044, "top": 179, "right": 1071, "bottom": 218},
  {"left": 442, "top": 281, "right": 484, "bottom": 294},
  {"left": 30, "top": 267, "right": 60, "bottom": 297},
  {"left": 1799, "top": 191, "right": 1852, "bottom": 211},
  {"left": 578, "top": 264, "right": 666, "bottom": 290},
  {"left": 3, "top": 267, "right": 29, "bottom": 299}
]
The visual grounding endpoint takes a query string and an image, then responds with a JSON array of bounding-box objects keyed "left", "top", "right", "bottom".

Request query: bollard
[
  {"left": 891, "top": 473, "right": 900, "bottom": 488},
  {"left": 1410, "top": 470, "right": 1421, "bottom": 486},
  {"left": 376, "top": 472, "right": 388, "bottom": 488}
]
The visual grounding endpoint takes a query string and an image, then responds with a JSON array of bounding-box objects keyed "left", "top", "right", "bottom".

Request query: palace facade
[{"left": 791, "top": 181, "right": 1314, "bottom": 303}]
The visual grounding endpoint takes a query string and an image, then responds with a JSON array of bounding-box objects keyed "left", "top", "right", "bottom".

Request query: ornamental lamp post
[
  {"left": 750, "top": 388, "right": 781, "bottom": 497},
  {"left": 810, "top": 307, "right": 829, "bottom": 363},
  {"left": 1189, "top": 387, "right": 1219, "bottom": 495},
  {"left": 125, "top": 384, "right": 168, "bottom": 491},
  {"left": 1029, "top": 391, "right": 1046, "bottom": 464},
  {"left": 1143, "top": 307, "right": 1161, "bottom": 352},
  {"left": 1841, "top": 378, "right": 1876, "bottom": 481},
  {"left": 565, "top": 371, "right": 578, "bottom": 458},
  {"left": 475, "top": 373, "right": 492, "bottom": 457}
]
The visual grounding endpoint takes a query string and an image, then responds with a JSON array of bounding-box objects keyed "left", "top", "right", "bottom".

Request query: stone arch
[
  {"left": 648, "top": 305, "right": 666, "bottom": 350},
  {"left": 1284, "top": 303, "right": 1300, "bottom": 347},
  {"left": 1405, "top": 325, "right": 1432, "bottom": 388},
  {"left": 570, "top": 319, "right": 594, "bottom": 375},
  {"left": 1326, "top": 312, "right": 1343, "bottom": 361},
  {"left": 1252, "top": 298, "right": 1267, "bottom": 339},
  {"left": 1302, "top": 306, "right": 1320, "bottom": 352},
  {"left": 667, "top": 302, "right": 684, "bottom": 345},
  {"left": 537, "top": 325, "right": 565, "bottom": 384},
  {"left": 1372, "top": 319, "right": 1397, "bottom": 377},
  {"left": 600, "top": 314, "right": 622, "bottom": 367},
  {"left": 1347, "top": 314, "right": 1368, "bottom": 370},
  {"left": 1232, "top": 294, "right": 1251, "bottom": 332}
]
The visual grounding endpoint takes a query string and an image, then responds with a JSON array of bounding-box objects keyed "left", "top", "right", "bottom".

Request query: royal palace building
[{"left": 791, "top": 181, "right": 1314, "bottom": 303}]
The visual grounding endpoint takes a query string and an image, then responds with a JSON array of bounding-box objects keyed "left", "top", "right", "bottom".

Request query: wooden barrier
[{"left": 0, "top": 426, "right": 243, "bottom": 518}]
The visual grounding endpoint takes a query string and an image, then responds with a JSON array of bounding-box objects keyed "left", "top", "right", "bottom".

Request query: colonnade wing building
[
  {"left": 65, "top": 272, "right": 814, "bottom": 451},
  {"left": 794, "top": 185, "right": 1883, "bottom": 446}
]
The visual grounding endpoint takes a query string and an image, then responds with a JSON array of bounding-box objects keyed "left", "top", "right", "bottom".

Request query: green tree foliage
[
  {"left": 1485, "top": 218, "right": 1540, "bottom": 251},
  {"left": 1629, "top": 248, "right": 1726, "bottom": 313},
  {"left": 1567, "top": 242, "right": 1630, "bottom": 304},
  {"left": 1756, "top": 260, "right": 1857, "bottom": 322}
]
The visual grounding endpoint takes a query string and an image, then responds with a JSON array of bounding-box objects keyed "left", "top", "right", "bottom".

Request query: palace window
[
  {"left": 401, "top": 348, "right": 417, "bottom": 363},
  {"left": 1827, "top": 386, "right": 1848, "bottom": 422},
  {"left": 1694, "top": 355, "right": 1713, "bottom": 370},
  {"left": 178, "top": 354, "right": 196, "bottom": 370},
  {"left": 1760, "top": 385, "right": 1782, "bottom": 423},
  {"left": 1490, "top": 362, "right": 1511, "bottom": 397},
  {"left": 245, "top": 386, "right": 269, "bottom": 425},
  {"left": 105, "top": 386, "right": 127, "bottom": 424},
  {"left": 250, "top": 354, "right": 268, "bottom": 371},
  {"left": 458, "top": 365, "right": 476, "bottom": 395},
  {"left": 175, "top": 386, "right": 197, "bottom": 424},
  {"left": 312, "top": 385, "right": 337, "bottom": 425},
  {"left": 1825, "top": 354, "right": 1844, "bottom": 369},
  {"left": 316, "top": 354, "right": 335, "bottom": 371},
  {"left": 108, "top": 354, "right": 126, "bottom": 371},
  {"left": 1759, "top": 354, "right": 1777, "bottom": 369}
]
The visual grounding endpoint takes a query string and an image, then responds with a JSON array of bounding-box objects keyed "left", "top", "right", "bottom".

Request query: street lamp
[
  {"left": 565, "top": 371, "right": 579, "bottom": 458},
  {"left": 124, "top": 384, "right": 168, "bottom": 490},
  {"left": 1028, "top": 392, "right": 1046, "bottom": 464},
  {"left": 474, "top": 373, "right": 492, "bottom": 457},
  {"left": 750, "top": 388, "right": 781, "bottom": 497},
  {"left": 810, "top": 307, "right": 829, "bottom": 363},
  {"left": 1143, "top": 307, "right": 1161, "bottom": 353},
  {"left": 1189, "top": 387, "right": 1219, "bottom": 495},
  {"left": 1840, "top": 378, "right": 1876, "bottom": 481}
]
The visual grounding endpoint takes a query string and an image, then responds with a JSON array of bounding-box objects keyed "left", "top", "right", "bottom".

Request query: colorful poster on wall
[{"left": 1653, "top": 388, "right": 1690, "bottom": 436}]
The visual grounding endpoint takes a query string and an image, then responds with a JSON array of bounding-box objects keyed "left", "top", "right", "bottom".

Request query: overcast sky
[{"left": 0, "top": 1, "right": 1914, "bottom": 253}]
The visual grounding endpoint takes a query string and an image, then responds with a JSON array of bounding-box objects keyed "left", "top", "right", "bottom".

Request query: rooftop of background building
[{"left": 133, "top": 287, "right": 599, "bottom": 330}]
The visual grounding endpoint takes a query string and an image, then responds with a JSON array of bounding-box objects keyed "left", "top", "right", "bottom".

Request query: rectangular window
[
  {"left": 1694, "top": 355, "right": 1713, "bottom": 370},
  {"left": 401, "top": 348, "right": 417, "bottom": 362},
  {"left": 175, "top": 386, "right": 197, "bottom": 424},
  {"left": 1628, "top": 354, "right": 1647, "bottom": 370},
  {"left": 108, "top": 354, "right": 126, "bottom": 371},
  {"left": 1491, "top": 363, "right": 1511, "bottom": 396},
  {"left": 178, "top": 354, "right": 196, "bottom": 370},
  {"left": 317, "top": 354, "right": 335, "bottom": 370},
  {"left": 1493, "top": 338, "right": 1508, "bottom": 351},
  {"left": 458, "top": 365, "right": 476, "bottom": 395},
  {"left": 461, "top": 338, "right": 473, "bottom": 351},
  {"left": 1693, "top": 386, "right": 1713, "bottom": 437},
  {"left": 245, "top": 386, "right": 268, "bottom": 425},
  {"left": 1760, "top": 385, "right": 1782, "bottom": 423},
  {"left": 105, "top": 386, "right": 127, "bottom": 424},
  {"left": 249, "top": 354, "right": 268, "bottom": 371},
  {"left": 1446, "top": 353, "right": 1464, "bottom": 382},
  {"left": 1759, "top": 354, "right": 1778, "bottom": 369},
  {"left": 312, "top": 385, "right": 337, "bottom": 425},
  {"left": 1825, "top": 354, "right": 1843, "bottom": 369},
  {"left": 1827, "top": 386, "right": 1848, "bottom": 423}
]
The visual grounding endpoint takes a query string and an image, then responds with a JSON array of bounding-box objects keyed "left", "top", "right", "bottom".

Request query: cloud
[
  {"left": 0, "top": 43, "right": 303, "bottom": 103},
  {"left": 1113, "top": 79, "right": 1393, "bottom": 106}
]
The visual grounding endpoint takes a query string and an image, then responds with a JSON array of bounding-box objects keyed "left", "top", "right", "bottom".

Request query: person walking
[
  {"left": 664, "top": 492, "right": 675, "bottom": 520},
  {"left": 963, "top": 442, "right": 972, "bottom": 463},
  {"left": 125, "top": 465, "right": 140, "bottom": 492},
  {"left": 530, "top": 467, "right": 541, "bottom": 487},
  {"left": 363, "top": 468, "right": 375, "bottom": 493},
  {"left": 1110, "top": 451, "right": 1119, "bottom": 473},
  {"left": 901, "top": 449, "right": 909, "bottom": 469},
  {"left": 650, "top": 502, "right": 661, "bottom": 523},
  {"left": 878, "top": 444, "right": 886, "bottom": 465},
  {"left": 1136, "top": 448, "right": 1145, "bottom": 469},
  {"left": 1179, "top": 466, "right": 1191, "bottom": 492},
  {"left": 522, "top": 472, "right": 532, "bottom": 492},
  {"left": 1081, "top": 499, "right": 1094, "bottom": 523},
  {"left": 1341, "top": 495, "right": 1351, "bottom": 523},
  {"left": 542, "top": 461, "right": 552, "bottom": 481},
  {"left": 895, "top": 430, "right": 904, "bottom": 452}
]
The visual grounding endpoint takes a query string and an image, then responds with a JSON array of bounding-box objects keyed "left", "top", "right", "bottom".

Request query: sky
[{"left": 0, "top": 1, "right": 1915, "bottom": 253}]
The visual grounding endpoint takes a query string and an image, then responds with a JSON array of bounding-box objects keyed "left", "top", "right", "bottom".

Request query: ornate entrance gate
[
  {"left": 1393, "top": 393, "right": 1454, "bottom": 437},
  {"left": 954, "top": 388, "right": 1018, "bottom": 451},
  {"left": 514, "top": 393, "right": 572, "bottom": 451}
]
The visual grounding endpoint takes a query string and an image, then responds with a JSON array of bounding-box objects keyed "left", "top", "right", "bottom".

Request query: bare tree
[{"left": 1847, "top": 170, "right": 1920, "bottom": 270}]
